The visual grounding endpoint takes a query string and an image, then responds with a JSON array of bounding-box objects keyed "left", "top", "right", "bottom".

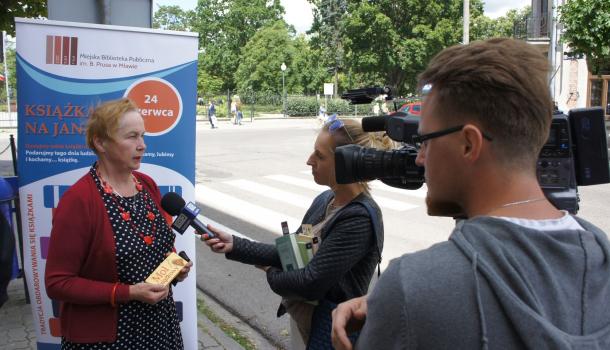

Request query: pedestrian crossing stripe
[
  {"left": 195, "top": 185, "right": 301, "bottom": 235},
  {"left": 265, "top": 174, "right": 419, "bottom": 211},
  {"left": 267, "top": 174, "right": 326, "bottom": 191},
  {"left": 195, "top": 173, "right": 427, "bottom": 238},
  {"left": 224, "top": 179, "right": 312, "bottom": 209},
  {"left": 298, "top": 170, "right": 428, "bottom": 198}
]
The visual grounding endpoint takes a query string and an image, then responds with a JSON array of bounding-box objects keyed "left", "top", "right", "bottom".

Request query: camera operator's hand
[
  {"left": 199, "top": 224, "right": 233, "bottom": 253},
  {"left": 332, "top": 295, "right": 368, "bottom": 350}
]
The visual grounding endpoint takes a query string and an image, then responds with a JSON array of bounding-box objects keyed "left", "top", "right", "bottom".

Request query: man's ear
[{"left": 461, "top": 124, "right": 484, "bottom": 162}]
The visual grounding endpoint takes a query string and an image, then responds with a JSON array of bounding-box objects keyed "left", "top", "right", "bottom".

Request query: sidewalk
[{"left": 0, "top": 278, "right": 276, "bottom": 350}]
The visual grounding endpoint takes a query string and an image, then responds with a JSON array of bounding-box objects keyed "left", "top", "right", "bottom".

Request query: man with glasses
[{"left": 331, "top": 38, "right": 610, "bottom": 349}]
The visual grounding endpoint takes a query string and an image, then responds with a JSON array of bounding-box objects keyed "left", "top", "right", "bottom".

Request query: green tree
[
  {"left": 308, "top": 0, "right": 348, "bottom": 96},
  {"left": 338, "top": 0, "right": 485, "bottom": 95},
  {"left": 191, "top": 0, "right": 285, "bottom": 91},
  {"left": 234, "top": 21, "right": 327, "bottom": 96},
  {"left": 234, "top": 21, "right": 293, "bottom": 93},
  {"left": 470, "top": 7, "right": 531, "bottom": 40},
  {"left": 152, "top": 5, "right": 194, "bottom": 31},
  {"left": 197, "top": 53, "right": 223, "bottom": 97},
  {"left": 0, "top": 48, "right": 17, "bottom": 103},
  {"left": 0, "top": 0, "right": 47, "bottom": 36},
  {"left": 289, "top": 36, "right": 328, "bottom": 95},
  {"left": 559, "top": 0, "right": 610, "bottom": 74}
]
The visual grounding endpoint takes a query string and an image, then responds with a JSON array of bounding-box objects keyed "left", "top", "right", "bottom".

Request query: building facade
[{"left": 516, "top": 0, "right": 609, "bottom": 119}]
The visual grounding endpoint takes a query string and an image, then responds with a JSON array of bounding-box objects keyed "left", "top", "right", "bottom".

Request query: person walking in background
[
  {"left": 200, "top": 116, "right": 394, "bottom": 349},
  {"left": 230, "top": 99, "right": 238, "bottom": 125},
  {"left": 208, "top": 100, "right": 218, "bottom": 129},
  {"left": 45, "top": 98, "right": 192, "bottom": 349},
  {"left": 317, "top": 105, "right": 328, "bottom": 124},
  {"left": 236, "top": 108, "right": 243, "bottom": 125}
]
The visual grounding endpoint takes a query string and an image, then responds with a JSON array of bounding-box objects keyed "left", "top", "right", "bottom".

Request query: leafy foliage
[
  {"left": 151, "top": 0, "right": 531, "bottom": 97},
  {"left": 326, "top": 97, "right": 364, "bottom": 115},
  {"left": 152, "top": 5, "right": 194, "bottom": 31},
  {"left": 471, "top": 7, "right": 531, "bottom": 39},
  {"left": 233, "top": 21, "right": 328, "bottom": 96},
  {"left": 234, "top": 21, "right": 293, "bottom": 94},
  {"left": 0, "top": 0, "right": 47, "bottom": 36},
  {"left": 197, "top": 55, "right": 224, "bottom": 98},
  {"left": 288, "top": 36, "right": 329, "bottom": 95},
  {"left": 191, "top": 0, "right": 285, "bottom": 92},
  {"left": 330, "top": 0, "right": 488, "bottom": 95},
  {"left": 0, "top": 48, "right": 17, "bottom": 103},
  {"left": 559, "top": 0, "right": 610, "bottom": 74},
  {"left": 286, "top": 96, "right": 319, "bottom": 116},
  {"left": 1, "top": 1, "right": 536, "bottom": 103},
  {"left": 308, "top": 0, "right": 348, "bottom": 96}
]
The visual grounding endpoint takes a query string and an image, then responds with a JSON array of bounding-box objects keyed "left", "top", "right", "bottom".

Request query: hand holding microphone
[
  {"left": 201, "top": 226, "right": 233, "bottom": 253},
  {"left": 161, "top": 192, "right": 216, "bottom": 238},
  {"left": 161, "top": 192, "right": 233, "bottom": 252}
]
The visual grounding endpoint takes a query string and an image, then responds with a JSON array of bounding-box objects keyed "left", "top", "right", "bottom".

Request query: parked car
[{"left": 397, "top": 101, "right": 422, "bottom": 116}]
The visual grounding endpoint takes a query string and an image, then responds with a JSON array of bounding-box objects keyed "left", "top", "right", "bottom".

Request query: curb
[
  {"left": 0, "top": 279, "right": 276, "bottom": 350},
  {"left": 196, "top": 288, "right": 279, "bottom": 350}
]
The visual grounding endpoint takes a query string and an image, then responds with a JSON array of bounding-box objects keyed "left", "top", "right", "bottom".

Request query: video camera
[{"left": 335, "top": 86, "right": 610, "bottom": 214}]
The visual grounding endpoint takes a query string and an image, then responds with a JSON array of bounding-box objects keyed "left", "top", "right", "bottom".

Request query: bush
[
  {"left": 196, "top": 104, "right": 227, "bottom": 119},
  {"left": 283, "top": 97, "right": 377, "bottom": 117},
  {"left": 326, "top": 98, "right": 374, "bottom": 116},
  {"left": 327, "top": 99, "right": 353, "bottom": 115},
  {"left": 239, "top": 92, "right": 282, "bottom": 106},
  {"left": 286, "top": 96, "right": 318, "bottom": 116}
]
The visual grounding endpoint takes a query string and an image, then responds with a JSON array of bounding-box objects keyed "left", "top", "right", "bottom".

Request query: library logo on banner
[
  {"left": 124, "top": 77, "right": 183, "bottom": 136},
  {"left": 45, "top": 35, "right": 78, "bottom": 65}
]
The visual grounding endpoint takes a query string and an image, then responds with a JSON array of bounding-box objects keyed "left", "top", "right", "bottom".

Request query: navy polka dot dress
[{"left": 61, "top": 166, "right": 184, "bottom": 350}]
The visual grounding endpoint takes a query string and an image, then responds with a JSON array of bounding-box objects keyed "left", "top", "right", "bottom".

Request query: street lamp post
[{"left": 281, "top": 62, "right": 286, "bottom": 118}]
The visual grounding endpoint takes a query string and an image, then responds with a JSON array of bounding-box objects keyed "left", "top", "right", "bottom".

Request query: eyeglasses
[
  {"left": 325, "top": 114, "right": 354, "bottom": 142},
  {"left": 412, "top": 125, "right": 493, "bottom": 149}
]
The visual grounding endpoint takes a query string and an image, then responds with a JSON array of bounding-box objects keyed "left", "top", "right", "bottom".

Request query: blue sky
[{"left": 154, "top": 0, "right": 531, "bottom": 34}]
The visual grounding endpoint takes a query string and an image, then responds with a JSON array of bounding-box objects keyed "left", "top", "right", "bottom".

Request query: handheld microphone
[{"left": 161, "top": 192, "right": 215, "bottom": 238}]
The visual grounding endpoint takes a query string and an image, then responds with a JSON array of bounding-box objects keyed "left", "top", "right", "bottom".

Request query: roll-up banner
[{"left": 15, "top": 18, "right": 198, "bottom": 349}]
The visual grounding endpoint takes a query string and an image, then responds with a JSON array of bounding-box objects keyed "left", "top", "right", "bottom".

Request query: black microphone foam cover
[
  {"left": 361, "top": 116, "right": 388, "bottom": 132},
  {"left": 161, "top": 192, "right": 186, "bottom": 216}
]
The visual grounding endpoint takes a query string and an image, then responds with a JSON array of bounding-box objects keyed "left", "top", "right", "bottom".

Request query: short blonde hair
[
  {"left": 322, "top": 118, "right": 395, "bottom": 151},
  {"left": 86, "top": 98, "right": 139, "bottom": 154}
]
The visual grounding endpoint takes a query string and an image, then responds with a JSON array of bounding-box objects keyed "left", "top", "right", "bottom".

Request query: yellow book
[{"left": 146, "top": 252, "right": 188, "bottom": 287}]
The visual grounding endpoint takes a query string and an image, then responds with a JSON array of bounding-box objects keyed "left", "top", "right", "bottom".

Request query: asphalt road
[
  {"left": 0, "top": 118, "right": 607, "bottom": 349},
  {"left": 192, "top": 118, "right": 610, "bottom": 349}
]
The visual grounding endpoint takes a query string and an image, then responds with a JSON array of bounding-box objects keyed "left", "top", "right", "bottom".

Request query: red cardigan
[{"left": 45, "top": 170, "right": 170, "bottom": 343}]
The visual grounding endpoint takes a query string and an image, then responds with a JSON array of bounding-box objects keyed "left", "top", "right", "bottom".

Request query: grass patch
[{"left": 197, "top": 297, "right": 258, "bottom": 350}]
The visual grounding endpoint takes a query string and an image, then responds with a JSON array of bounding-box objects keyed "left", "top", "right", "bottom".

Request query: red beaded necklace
[{"left": 96, "top": 167, "right": 158, "bottom": 246}]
